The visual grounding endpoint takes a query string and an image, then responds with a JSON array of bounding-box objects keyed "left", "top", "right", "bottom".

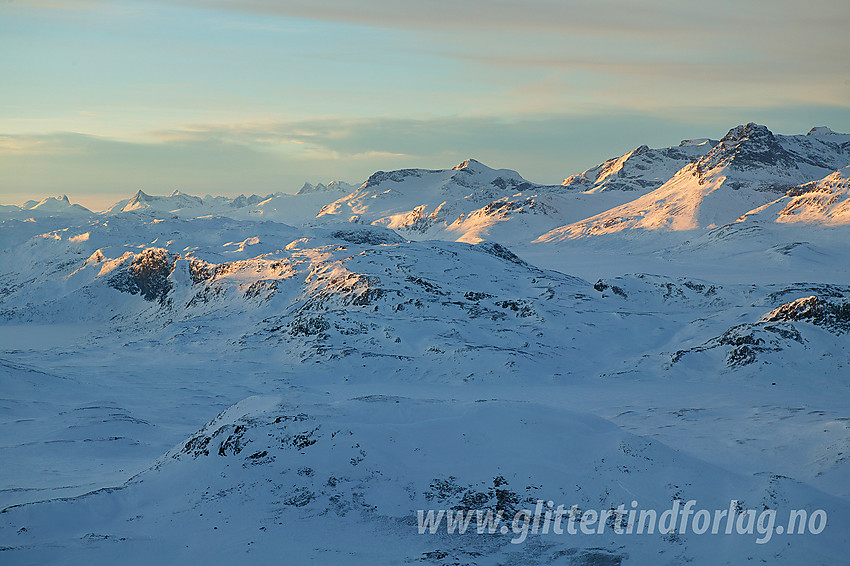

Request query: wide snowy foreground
[{"left": 1, "top": 124, "right": 849, "bottom": 565}]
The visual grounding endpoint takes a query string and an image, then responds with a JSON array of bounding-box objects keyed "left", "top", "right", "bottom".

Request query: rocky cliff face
[{"left": 108, "top": 248, "right": 178, "bottom": 303}]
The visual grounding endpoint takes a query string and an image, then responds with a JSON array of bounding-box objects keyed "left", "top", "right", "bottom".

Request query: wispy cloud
[
  {"left": 0, "top": 134, "right": 88, "bottom": 156},
  {"left": 166, "top": 0, "right": 834, "bottom": 38},
  {"left": 168, "top": 0, "right": 850, "bottom": 115}
]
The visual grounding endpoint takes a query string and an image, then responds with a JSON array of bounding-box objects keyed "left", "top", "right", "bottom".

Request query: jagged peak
[
  {"left": 131, "top": 189, "right": 151, "bottom": 202},
  {"left": 694, "top": 123, "right": 796, "bottom": 176},
  {"left": 29, "top": 195, "right": 72, "bottom": 209},
  {"left": 325, "top": 180, "right": 350, "bottom": 191},
  {"left": 720, "top": 122, "right": 773, "bottom": 144}
]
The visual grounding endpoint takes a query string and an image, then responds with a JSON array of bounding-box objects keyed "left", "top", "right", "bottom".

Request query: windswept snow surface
[{"left": 2, "top": 123, "right": 850, "bottom": 565}]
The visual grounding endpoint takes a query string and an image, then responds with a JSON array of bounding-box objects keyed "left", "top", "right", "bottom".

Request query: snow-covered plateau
[{"left": 1, "top": 124, "right": 849, "bottom": 565}]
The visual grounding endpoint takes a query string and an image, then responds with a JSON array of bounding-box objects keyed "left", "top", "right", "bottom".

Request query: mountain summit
[
  {"left": 562, "top": 139, "right": 716, "bottom": 193},
  {"left": 808, "top": 126, "right": 839, "bottom": 136},
  {"left": 537, "top": 123, "right": 850, "bottom": 241},
  {"left": 452, "top": 157, "right": 491, "bottom": 172},
  {"left": 695, "top": 123, "right": 798, "bottom": 179},
  {"left": 297, "top": 181, "right": 354, "bottom": 195}
]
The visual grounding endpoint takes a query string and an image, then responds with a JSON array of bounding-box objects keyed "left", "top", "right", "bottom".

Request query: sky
[{"left": 1, "top": 0, "right": 849, "bottom": 210}]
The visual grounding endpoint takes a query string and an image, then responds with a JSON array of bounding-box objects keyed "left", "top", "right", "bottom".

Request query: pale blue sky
[{"left": 2, "top": 0, "right": 849, "bottom": 208}]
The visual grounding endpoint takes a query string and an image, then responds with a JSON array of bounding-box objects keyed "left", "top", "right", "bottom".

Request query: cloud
[
  {"left": 0, "top": 133, "right": 89, "bottom": 156},
  {"left": 162, "top": 1, "right": 850, "bottom": 113},
  {"left": 160, "top": 0, "right": 850, "bottom": 83},
  {"left": 168, "top": 0, "right": 846, "bottom": 40},
  {"left": 2, "top": 0, "right": 103, "bottom": 9},
  {"left": 20, "top": 0, "right": 847, "bottom": 53},
  {"left": 5, "top": 0, "right": 847, "bottom": 129},
  {"left": 141, "top": 105, "right": 850, "bottom": 163}
]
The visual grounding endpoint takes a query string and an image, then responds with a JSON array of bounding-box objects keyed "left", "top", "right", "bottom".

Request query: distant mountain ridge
[
  {"left": 3, "top": 123, "right": 849, "bottom": 243},
  {"left": 537, "top": 123, "right": 850, "bottom": 241},
  {"left": 0, "top": 194, "right": 91, "bottom": 219},
  {"left": 296, "top": 180, "right": 355, "bottom": 195},
  {"left": 561, "top": 138, "right": 717, "bottom": 193}
]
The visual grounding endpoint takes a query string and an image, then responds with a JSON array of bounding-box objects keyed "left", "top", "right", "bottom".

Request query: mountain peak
[
  {"left": 679, "top": 138, "right": 717, "bottom": 148},
  {"left": 29, "top": 195, "right": 72, "bottom": 210},
  {"left": 325, "top": 180, "right": 352, "bottom": 192},
  {"left": 721, "top": 122, "right": 772, "bottom": 143},
  {"left": 298, "top": 181, "right": 350, "bottom": 195},
  {"left": 132, "top": 189, "right": 151, "bottom": 202},
  {"left": 453, "top": 158, "right": 489, "bottom": 172},
  {"left": 696, "top": 123, "right": 797, "bottom": 176},
  {"left": 807, "top": 126, "right": 838, "bottom": 136}
]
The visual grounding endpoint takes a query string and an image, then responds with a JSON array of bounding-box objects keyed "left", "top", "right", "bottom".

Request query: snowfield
[{"left": 1, "top": 123, "right": 849, "bottom": 565}]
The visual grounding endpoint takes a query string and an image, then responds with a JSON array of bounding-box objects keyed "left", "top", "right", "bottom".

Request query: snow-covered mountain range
[
  {"left": 2, "top": 123, "right": 849, "bottom": 564},
  {"left": 5, "top": 123, "right": 847, "bottom": 249},
  {"left": 0, "top": 195, "right": 92, "bottom": 219},
  {"left": 537, "top": 124, "right": 850, "bottom": 241}
]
